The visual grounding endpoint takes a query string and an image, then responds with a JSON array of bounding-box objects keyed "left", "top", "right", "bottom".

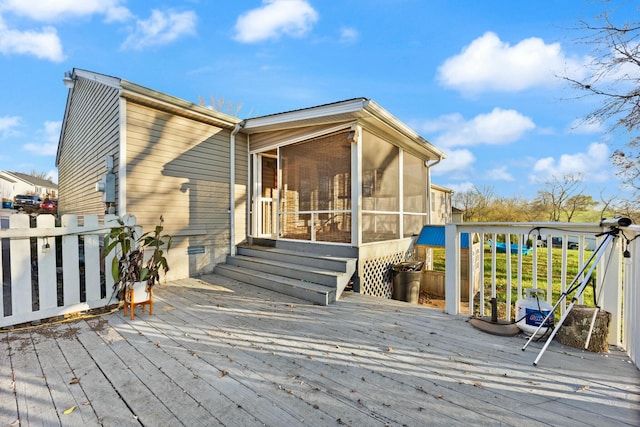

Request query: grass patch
[{"left": 431, "top": 246, "right": 598, "bottom": 316}]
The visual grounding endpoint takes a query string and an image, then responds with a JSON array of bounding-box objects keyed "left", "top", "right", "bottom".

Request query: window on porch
[
  {"left": 362, "top": 133, "right": 427, "bottom": 243},
  {"left": 280, "top": 131, "right": 352, "bottom": 243}
]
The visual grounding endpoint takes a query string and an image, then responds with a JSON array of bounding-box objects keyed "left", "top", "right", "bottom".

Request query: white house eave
[
  {"left": 120, "top": 80, "right": 240, "bottom": 129},
  {"left": 363, "top": 100, "right": 447, "bottom": 161},
  {"left": 73, "top": 69, "right": 122, "bottom": 89},
  {"left": 242, "top": 98, "right": 370, "bottom": 133}
]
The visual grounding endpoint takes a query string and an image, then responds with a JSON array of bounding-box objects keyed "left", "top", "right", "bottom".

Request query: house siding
[
  {"left": 234, "top": 133, "right": 248, "bottom": 248},
  {"left": 124, "top": 102, "right": 246, "bottom": 278},
  {"left": 431, "top": 187, "right": 452, "bottom": 224},
  {"left": 57, "top": 78, "right": 120, "bottom": 216}
]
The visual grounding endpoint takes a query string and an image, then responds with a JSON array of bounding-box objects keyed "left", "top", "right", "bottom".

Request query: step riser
[
  {"left": 214, "top": 265, "right": 332, "bottom": 305},
  {"left": 227, "top": 256, "right": 339, "bottom": 288},
  {"left": 238, "top": 247, "right": 352, "bottom": 272},
  {"left": 274, "top": 240, "right": 358, "bottom": 258}
]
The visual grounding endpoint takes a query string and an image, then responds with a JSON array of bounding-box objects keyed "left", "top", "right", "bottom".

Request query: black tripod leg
[{"left": 531, "top": 232, "right": 616, "bottom": 365}]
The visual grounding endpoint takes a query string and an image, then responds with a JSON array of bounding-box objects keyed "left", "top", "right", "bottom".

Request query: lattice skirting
[{"left": 360, "top": 251, "right": 407, "bottom": 298}]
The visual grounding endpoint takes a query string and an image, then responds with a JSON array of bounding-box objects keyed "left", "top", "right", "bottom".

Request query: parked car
[
  {"left": 13, "top": 194, "right": 43, "bottom": 211},
  {"left": 538, "top": 236, "right": 580, "bottom": 250},
  {"left": 40, "top": 198, "right": 58, "bottom": 214}
]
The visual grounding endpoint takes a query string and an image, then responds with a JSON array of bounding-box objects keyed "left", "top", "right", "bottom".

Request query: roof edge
[
  {"left": 364, "top": 100, "right": 447, "bottom": 160},
  {"left": 243, "top": 98, "right": 370, "bottom": 130},
  {"left": 120, "top": 80, "right": 241, "bottom": 128}
]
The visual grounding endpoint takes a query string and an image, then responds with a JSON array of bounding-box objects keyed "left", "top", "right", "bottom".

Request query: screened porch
[{"left": 249, "top": 128, "right": 433, "bottom": 247}]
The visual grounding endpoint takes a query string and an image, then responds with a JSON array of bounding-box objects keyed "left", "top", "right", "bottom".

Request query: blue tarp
[{"left": 416, "top": 225, "right": 470, "bottom": 249}]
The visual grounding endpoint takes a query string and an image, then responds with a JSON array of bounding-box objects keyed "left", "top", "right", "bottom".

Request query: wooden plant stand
[{"left": 123, "top": 283, "right": 153, "bottom": 320}]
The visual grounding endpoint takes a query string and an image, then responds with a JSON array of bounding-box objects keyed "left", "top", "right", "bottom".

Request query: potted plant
[{"left": 104, "top": 214, "right": 173, "bottom": 318}]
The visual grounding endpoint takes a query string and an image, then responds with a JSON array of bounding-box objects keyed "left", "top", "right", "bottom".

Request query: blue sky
[{"left": 0, "top": 0, "right": 634, "bottom": 201}]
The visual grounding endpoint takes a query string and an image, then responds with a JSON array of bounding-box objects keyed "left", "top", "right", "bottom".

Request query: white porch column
[{"left": 351, "top": 125, "right": 362, "bottom": 246}]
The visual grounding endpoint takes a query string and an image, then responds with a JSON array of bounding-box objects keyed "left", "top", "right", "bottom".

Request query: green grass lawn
[{"left": 431, "top": 246, "right": 598, "bottom": 317}]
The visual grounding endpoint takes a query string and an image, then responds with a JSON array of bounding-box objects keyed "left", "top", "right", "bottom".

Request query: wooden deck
[{"left": 1, "top": 275, "right": 639, "bottom": 426}]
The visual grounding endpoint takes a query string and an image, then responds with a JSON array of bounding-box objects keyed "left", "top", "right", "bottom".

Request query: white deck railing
[
  {"left": 445, "top": 221, "right": 639, "bottom": 368},
  {"left": 0, "top": 213, "right": 122, "bottom": 328}
]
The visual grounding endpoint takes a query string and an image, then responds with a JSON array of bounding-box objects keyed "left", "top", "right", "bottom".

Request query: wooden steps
[{"left": 214, "top": 244, "right": 357, "bottom": 305}]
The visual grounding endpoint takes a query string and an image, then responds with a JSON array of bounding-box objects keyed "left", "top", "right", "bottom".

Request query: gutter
[{"left": 229, "top": 122, "right": 244, "bottom": 256}]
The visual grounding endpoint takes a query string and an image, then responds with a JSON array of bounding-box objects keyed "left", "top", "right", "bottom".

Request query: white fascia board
[
  {"left": 121, "top": 80, "right": 240, "bottom": 129},
  {"left": 73, "top": 69, "right": 122, "bottom": 89},
  {"left": 243, "top": 98, "right": 369, "bottom": 131},
  {"left": 364, "top": 100, "right": 447, "bottom": 160}
]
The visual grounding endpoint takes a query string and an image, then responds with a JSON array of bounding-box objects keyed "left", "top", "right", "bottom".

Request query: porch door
[{"left": 255, "top": 154, "right": 278, "bottom": 237}]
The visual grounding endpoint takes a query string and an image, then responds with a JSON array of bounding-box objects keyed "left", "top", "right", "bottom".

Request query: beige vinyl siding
[
  {"left": 125, "top": 102, "right": 244, "bottom": 277},
  {"left": 430, "top": 187, "right": 452, "bottom": 225},
  {"left": 57, "top": 78, "right": 120, "bottom": 216},
  {"left": 234, "top": 133, "right": 248, "bottom": 247},
  {"left": 249, "top": 122, "right": 351, "bottom": 152}
]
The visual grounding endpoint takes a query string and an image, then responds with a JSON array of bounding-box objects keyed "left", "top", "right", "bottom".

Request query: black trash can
[{"left": 391, "top": 261, "right": 424, "bottom": 303}]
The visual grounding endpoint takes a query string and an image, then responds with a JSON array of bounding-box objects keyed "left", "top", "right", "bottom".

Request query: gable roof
[
  {"left": 242, "top": 98, "right": 446, "bottom": 161},
  {"left": 1, "top": 171, "right": 57, "bottom": 188},
  {"left": 56, "top": 68, "right": 242, "bottom": 166},
  {"left": 57, "top": 69, "right": 446, "bottom": 163}
]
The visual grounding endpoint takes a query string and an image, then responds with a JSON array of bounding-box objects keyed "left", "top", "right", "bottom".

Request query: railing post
[
  {"left": 9, "top": 214, "right": 30, "bottom": 322},
  {"left": 84, "top": 215, "right": 102, "bottom": 303},
  {"left": 37, "top": 214, "right": 57, "bottom": 311},
  {"left": 445, "top": 223, "right": 460, "bottom": 315},
  {"left": 600, "top": 232, "right": 622, "bottom": 345},
  {"left": 625, "top": 230, "right": 639, "bottom": 366},
  {"left": 61, "top": 215, "right": 80, "bottom": 307}
]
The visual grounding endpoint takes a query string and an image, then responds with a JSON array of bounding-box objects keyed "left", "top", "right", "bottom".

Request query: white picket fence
[{"left": 0, "top": 213, "right": 123, "bottom": 328}]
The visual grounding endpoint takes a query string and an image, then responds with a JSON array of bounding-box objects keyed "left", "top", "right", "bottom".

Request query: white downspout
[
  {"left": 425, "top": 157, "right": 442, "bottom": 225},
  {"left": 230, "top": 122, "right": 243, "bottom": 256}
]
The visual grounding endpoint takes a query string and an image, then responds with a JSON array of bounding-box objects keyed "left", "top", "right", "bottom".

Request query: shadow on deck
[{"left": 1, "top": 274, "right": 638, "bottom": 426}]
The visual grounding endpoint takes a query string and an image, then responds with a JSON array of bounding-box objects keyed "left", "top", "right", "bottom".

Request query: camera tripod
[{"left": 522, "top": 224, "right": 623, "bottom": 366}]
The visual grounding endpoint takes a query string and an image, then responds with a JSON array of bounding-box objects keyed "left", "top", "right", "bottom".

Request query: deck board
[
  {"left": 1, "top": 274, "right": 639, "bottom": 426},
  {"left": 0, "top": 334, "right": 18, "bottom": 426}
]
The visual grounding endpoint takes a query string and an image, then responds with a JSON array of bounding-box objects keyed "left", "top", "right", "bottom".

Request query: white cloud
[
  {"left": 447, "top": 182, "right": 475, "bottom": 194},
  {"left": 431, "top": 149, "right": 475, "bottom": 176},
  {"left": 438, "top": 31, "right": 587, "bottom": 94},
  {"left": 0, "top": 115, "right": 21, "bottom": 138},
  {"left": 122, "top": 9, "right": 197, "bottom": 50},
  {"left": 418, "top": 108, "right": 535, "bottom": 148},
  {"left": 104, "top": 6, "right": 133, "bottom": 23},
  {"left": 566, "top": 118, "right": 603, "bottom": 135},
  {"left": 529, "top": 142, "right": 610, "bottom": 183},
  {"left": 23, "top": 120, "right": 61, "bottom": 156},
  {"left": 0, "top": 0, "right": 130, "bottom": 22},
  {"left": 234, "top": 0, "right": 318, "bottom": 43},
  {"left": 486, "top": 166, "right": 515, "bottom": 182},
  {"left": 0, "top": 16, "right": 63, "bottom": 61},
  {"left": 46, "top": 169, "right": 58, "bottom": 184},
  {"left": 339, "top": 27, "right": 358, "bottom": 43}
]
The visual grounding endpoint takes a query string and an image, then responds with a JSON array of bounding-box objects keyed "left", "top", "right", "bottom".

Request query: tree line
[{"left": 453, "top": 173, "right": 638, "bottom": 224}]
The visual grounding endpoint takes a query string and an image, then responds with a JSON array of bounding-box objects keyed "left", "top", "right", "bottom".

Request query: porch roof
[{"left": 242, "top": 98, "right": 447, "bottom": 161}]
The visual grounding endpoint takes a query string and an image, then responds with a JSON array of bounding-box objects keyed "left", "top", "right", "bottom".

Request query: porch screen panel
[
  {"left": 403, "top": 151, "right": 427, "bottom": 237},
  {"left": 280, "top": 132, "right": 351, "bottom": 243},
  {"left": 362, "top": 133, "right": 399, "bottom": 243}
]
